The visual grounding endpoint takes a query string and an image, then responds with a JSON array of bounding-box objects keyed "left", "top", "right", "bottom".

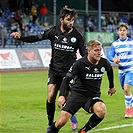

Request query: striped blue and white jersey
[{"left": 109, "top": 37, "right": 133, "bottom": 74}]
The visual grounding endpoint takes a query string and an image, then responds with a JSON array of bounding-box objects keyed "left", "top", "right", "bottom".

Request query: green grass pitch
[{"left": 0, "top": 68, "right": 133, "bottom": 133}]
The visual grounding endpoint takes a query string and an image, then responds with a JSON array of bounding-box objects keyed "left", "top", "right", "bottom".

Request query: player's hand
[
  {"left": 57, "top": 96, "right": 65, "bottom": 109},
  {"left": 10, "top": 32, "right": 20, "bottom": 39},
  {"left": 112, "top": 58, "right": 120, "bottom": 64},
  {"left": 108, "top": 87, "right": 116, "bottom": 96}
]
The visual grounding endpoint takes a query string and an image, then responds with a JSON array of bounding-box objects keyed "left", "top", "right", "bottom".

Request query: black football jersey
[
  {"left": 20, "top": 25, "right": 87, "bottom": 72},
  {"left": 60, "top": 56, "right": 112, "bottom": 97}
]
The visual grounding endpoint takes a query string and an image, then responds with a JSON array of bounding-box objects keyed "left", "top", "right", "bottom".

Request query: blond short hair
[{"left": 87, "top": 40, "right": 102, "bottom": 48}]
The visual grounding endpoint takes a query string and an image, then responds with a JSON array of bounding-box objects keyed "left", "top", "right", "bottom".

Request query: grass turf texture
[{"left": 0, "top": 68, "right": 133, "bottom": 133}]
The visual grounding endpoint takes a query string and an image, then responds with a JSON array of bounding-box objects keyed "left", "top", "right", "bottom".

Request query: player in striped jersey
[{"left": 109, "top": 23, "right": 133, "bottom": 118}]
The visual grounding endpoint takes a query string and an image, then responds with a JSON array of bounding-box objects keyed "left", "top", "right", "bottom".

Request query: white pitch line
[{"left": 89, "top": 123, "right": 133, "bottom": 132}]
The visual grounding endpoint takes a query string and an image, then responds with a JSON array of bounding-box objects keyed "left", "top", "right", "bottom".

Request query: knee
[
  {"left": 94, "top": 103, "right": 106, "bottom": 118},
  {"left": 124, "top": 89, "right": 131, "bottom": 96},
  {"left": 123, "top": 85, "right": 132, "bottom": 95},
  {"left": 56, "top": 119, "right": 66, "bottom": 129}
]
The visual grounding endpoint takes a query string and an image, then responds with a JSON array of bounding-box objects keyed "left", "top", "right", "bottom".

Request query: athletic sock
[
  {"left": 130, "top": 95, "right": 133, "bottom": 107},
  {"left": 82, "top": 114, "right": 104, "bottom": 132},
  {"left": 46, "top": 101, "right": 55, "bottom": 126},
  {"left": 124, "top": 95, "right": 132, "bottom": 108},
  {"left": 47, "top": 122, "right": 59, "bottom": 133}
]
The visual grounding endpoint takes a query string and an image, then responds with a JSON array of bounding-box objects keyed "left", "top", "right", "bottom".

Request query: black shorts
[
  {"left": 48, "top": 68, "right": 65, "bottom": 85},
  {"left": 62, "top": 91, "right": 103, "bottom": 115},
  {"left": 48, "top": 68, "right": 71, "bottom": 90}
]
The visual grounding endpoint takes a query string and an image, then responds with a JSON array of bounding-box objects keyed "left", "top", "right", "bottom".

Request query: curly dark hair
[{"left": 59, "top": 5, "right": 78, "bottom": 19}]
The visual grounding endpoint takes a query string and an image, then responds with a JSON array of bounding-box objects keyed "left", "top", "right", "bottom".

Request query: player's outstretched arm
[{"left": 10, "top": 32, "right": 20, "bottom": 39}]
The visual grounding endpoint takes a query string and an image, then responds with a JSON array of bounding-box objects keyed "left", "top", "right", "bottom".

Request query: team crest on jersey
[
  {"left": 101, "top": 67, "right": 105, "bottom": 72},
  {"left": 71, "top": 37, "right": 76, "bottom": 43}
]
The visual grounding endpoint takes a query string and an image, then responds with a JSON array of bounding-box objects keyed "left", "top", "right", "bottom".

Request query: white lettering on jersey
[
  {"left": 86, "top": 73, "right": 103, "bottom": 79},
  {"left": 54, "top": 43, "right": 74, "bottom": 51}
]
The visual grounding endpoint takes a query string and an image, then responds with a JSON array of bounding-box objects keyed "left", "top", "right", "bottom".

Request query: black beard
[{"left": 63, "top": 24, "right": 71, "bottom": 32}]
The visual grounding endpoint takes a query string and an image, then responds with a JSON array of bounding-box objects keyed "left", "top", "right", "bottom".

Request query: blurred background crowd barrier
[{"left": 0, "top": 0, "right": 132, "bottom": 69}]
